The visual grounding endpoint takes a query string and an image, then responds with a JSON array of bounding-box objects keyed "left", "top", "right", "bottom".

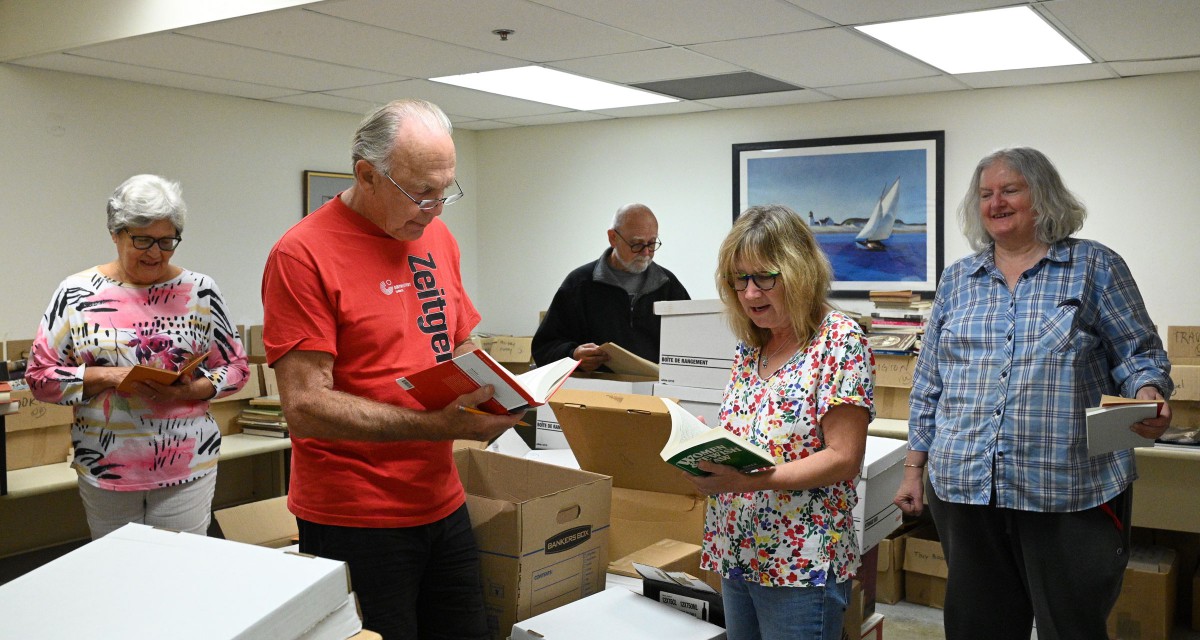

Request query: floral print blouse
[
  {"left": 26, "top": 267, "right": 250, "bottom": 491},
  {"left": 701, "top": 310, "right": 874, "bottom": 588}
]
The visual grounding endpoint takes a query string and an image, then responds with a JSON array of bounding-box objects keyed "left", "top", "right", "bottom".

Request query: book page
[
  {"left": 1085, "top": 404, "right": 1157, "bottom": 457},
  {"left": 513, "top": 357, "right": 579, "bottom": 403},
  {"left": 662, "top": 398, "right": 714, "bottom": 447},
  {"left": 116, "top": 351, "right": 207, "bottom": 393}
]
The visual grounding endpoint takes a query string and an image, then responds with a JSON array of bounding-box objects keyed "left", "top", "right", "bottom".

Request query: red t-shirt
[{"left": 261, "top": 196, "right": 480, "bottom": 527}]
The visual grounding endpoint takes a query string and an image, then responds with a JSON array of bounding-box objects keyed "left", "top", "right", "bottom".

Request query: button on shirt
[{"left": 909, "top": 239, "right": 1172, "bottom": 512}]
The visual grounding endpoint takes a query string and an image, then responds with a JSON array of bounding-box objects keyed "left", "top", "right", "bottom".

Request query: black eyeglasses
[
  {"left": 381, "top": 172, "right": 464, "bottom": 211},
  {"left": 730, "top": 272, "right": 780, "bottom": 291},
  {"left": 124, "top": 230, "right": 182, "bottom": 251},
  {"left": 613, "top": 229, "right": 662, "bottom": 253}
]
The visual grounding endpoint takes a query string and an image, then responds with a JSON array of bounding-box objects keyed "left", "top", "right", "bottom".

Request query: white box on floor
[
  {"left": 0, "top": 523, "right": 356, "bottom": 640},
  {"left": 854, "top": 435, "right": 907, "bottom": 552},
  {"left": 535, "top": 375, "right": 656, "bottom": 450},
  {"left": 653, "top": 382, "right": 724, "bottom": 427},
  {"left": 655, "top": 299, "right": 737, "bottom": 390},
  {"left": 510, "top": 588, "right": 727, "bottom": 640}
]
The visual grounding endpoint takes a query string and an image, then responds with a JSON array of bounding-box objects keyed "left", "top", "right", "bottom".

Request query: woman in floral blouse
[
  {"left": 26, "top": 174, "right": 249, "bottom": 539},
  {"left": 688, "top": 204, "right": 874, "bottom": 640}
]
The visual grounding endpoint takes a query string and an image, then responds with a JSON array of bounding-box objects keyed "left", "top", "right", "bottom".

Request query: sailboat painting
[{"left": 734, "top": 131, "right": 944, "bottom": 296}]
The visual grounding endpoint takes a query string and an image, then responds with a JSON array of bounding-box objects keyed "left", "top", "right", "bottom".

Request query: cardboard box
[
  {"left": 1108, "top": 545, "right": 1178, "bottom": 640},
  {"left": 0, "top": 522, "right": 354, "bottom": 639},
  {"left": 636, "top": 562, "right": 725, "bottom": 627},
  {"left": 455, "top": 448, "right": 612, "bottom": 640},
  {"left": 841, "top": 580, "right": 864, "bottom": 640},
  {"left": 4, "top": 339, "right": 33, "bottom": 361},
  {"left": 874, "top": 386, "right": 910, "bottom": 420},
  {"left": 873, "top": 355, "right": 916, "bottom": 389},
  {"left": 611, "top": 488, "right": 707, "bottom": 561},
  {"left": 4, "top": 388, "right": 75, "bottom": 471},
  {"left": 1171, "top": 365, "right": 1200, "bottom": 402},
  {"left": 211, "top": 364, "right": 262, "bottom": 404},
  {"left": 854, "top": 436, "right": 906, "bottom": 552},
  {"left": 510, "top": 588, "right": 726, "bottom": 640},
  {"left": 484, "top": 335, "right": 534, "bottom": 374},
  {"left": 246, "top": 324, "right": 266, "bottom": 364},
  {"left": 875, "top": 522, "right": 921, "bottom": 605},
  {"left": 535, "top": 375, "right": 656, "bottom": 450},
  {"left": 1168, "top": 326, "right": 1200, "bottom": 361},
  {"left": 654, "top": 299, "right": 737, "bottom": 390},
  {"left": 4, "top": 388, "right": 75, "bottom": 433},
  {"left": 260, "top": 363, "right": 278, "bottom": 397},
  {"left": 610, "top": 538, "right": 701, "bottom": 579},
  {"left": 652, "top": 382, "right": 723, "bottom": 427},
  {"left": 209, "top": 399, "right": 249, "bottom": 436},
  {"left": 903, "top": 525, "right": 947, "bottom": 609},
  {"left": 214, "top": 496, "right": 297, "bottom": 548}
]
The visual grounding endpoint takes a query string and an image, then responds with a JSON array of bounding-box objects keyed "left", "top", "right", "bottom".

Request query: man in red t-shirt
[{"left": 262, "top": 99, "right": 520, "bottom": 640}]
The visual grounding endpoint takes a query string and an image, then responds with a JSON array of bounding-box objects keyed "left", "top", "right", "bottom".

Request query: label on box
[
  {"left": 1168, "top": 326, "right": 1200, "bottom": 359},
  {"left": 658, "top": 592, "right": 710, "bottom": 621}
]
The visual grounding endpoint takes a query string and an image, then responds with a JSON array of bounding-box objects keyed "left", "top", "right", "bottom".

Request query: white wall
[
  {"left": 2, "top": 63, "right": 1197, "bottom": 350},
  {"left": 472, "top": 71, "right": 1200, "bottom": 338}
]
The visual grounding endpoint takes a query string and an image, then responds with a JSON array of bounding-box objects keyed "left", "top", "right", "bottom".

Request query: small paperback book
[
  {"left": 116, "top": 351, "right": 208, "bottom": 393},
  {"left": 1084, "top": 395, "right": 1165, "bottom": 457},
  {"left": 396, "top": 349, "right": 578, "bottom": 415},
  {"left": 658, "top": 398, "right": 775, "bottom": 476},
  {"left": 598, "top": 342, "right": 659, "bottom": 377}
]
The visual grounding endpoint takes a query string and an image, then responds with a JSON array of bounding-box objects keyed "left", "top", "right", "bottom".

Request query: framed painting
[
  {"left": 733, "top": 131, "right": 945, "bottom": 297},
  {"left": 303, "top": 170, "right": 353, "bottom": 216}
]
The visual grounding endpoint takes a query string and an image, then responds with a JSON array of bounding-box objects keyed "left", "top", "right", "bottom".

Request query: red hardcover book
[{"left": 396, "top": 349, "right": 578, "bottom": 415}]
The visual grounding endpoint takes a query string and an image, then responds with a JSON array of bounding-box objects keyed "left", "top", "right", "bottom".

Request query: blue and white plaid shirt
[{"left": 909, "top": 238, "right": 1172, "bottom": 512}]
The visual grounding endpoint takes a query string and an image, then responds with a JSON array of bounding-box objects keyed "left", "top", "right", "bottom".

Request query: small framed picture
[{"left": 302, "top": 170, "right": 353, "bottom": 217}]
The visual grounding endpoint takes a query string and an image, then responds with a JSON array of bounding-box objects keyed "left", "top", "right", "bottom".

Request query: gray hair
[
  {"left": 106, "top": 174, "right": 187, "bottom": 235},
  {"left": 351, "top": 99, "right": 453, "bottom": 174},
  {"left": 611, "top": 203, "right": 654, "bottom": 230},
  {"left": 959, "top": 147, "right": 1087, "bottom": 251}
]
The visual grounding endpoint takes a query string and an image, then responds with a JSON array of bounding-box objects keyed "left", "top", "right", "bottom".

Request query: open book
[
  {"left": 396, "top": 349, "right": 579, "bottom": 415},
  {"left": 116, "top": 351, "right": 208, "bottom": 393},
  {"left": 598, "top": 342, "right": 659, "bottom": 377},
  {"left": 1084, "top": 395, "right": 1165, "bottom": 456},
  {"left": 658, "top": 398, "right": 775, "bottom": 476}
]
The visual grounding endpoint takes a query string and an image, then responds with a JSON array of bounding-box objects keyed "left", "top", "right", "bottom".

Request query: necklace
[{"left": 761, "top": 338, "right": 793, "bottom": 369}]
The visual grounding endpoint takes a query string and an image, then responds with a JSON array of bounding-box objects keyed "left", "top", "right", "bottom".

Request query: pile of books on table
[
  {"left": 237, "top": 395, "right": 288, "bottom": 438},
  {"left": 863, "top": 290, "right": 930, "bottom": 356}
]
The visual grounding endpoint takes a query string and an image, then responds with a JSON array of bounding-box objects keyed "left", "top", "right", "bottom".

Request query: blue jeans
[
  {"left": 721, "top": 577, "right": 851, "bottom": 640},
  {"left": 297, "top": 504, "right": 488, "bottom": 640}
]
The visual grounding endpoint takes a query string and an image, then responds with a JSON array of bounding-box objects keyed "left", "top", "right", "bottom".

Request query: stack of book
[
  {"left": 236, "top": 395, "right": 288, "bottom": 438},
  {"left": 1, "top": 380, "right": 16, "bottom": 416},
  {"left": 864, "top": 290, "right": 930, "bottom": 356}
]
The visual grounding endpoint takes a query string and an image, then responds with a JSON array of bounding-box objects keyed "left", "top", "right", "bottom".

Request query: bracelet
[{"left": 903, "top": 463, "right": 925, "bottom": 469}]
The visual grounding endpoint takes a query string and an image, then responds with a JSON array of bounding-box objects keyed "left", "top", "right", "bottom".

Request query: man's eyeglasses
[
  {"left": 382, "top": 172, "right": 464, "bottom": 211},
  {"left": 729, "top": 272, "right": 780, "bottom": 291},
  {"left": 613, "top": 229, "right": 662, "bottom": 253},
  {"left": 125, "top": 231, "right": 182, "bottom": 251}
]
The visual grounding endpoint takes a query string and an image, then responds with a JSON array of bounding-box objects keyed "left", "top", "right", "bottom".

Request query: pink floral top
[
  {"left": 26, "top": 267, "right": 250, "bottom": 491},
  {"left": 701, "top": 310, "right": 874, "bottom": 588}
]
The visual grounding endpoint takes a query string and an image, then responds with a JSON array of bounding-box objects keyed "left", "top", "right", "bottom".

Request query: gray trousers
[{"left": 927, "top": 482, "right": 1131, "bottom": 640}]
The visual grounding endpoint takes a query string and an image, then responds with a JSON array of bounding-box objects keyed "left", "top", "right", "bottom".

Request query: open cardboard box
[{"left": 214, "top": 495, "right": 298, "bottom": 549}]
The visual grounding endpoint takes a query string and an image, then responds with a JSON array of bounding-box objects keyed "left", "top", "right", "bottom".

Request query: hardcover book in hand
[
  {"left": 658, "top": 398, "right": 775, "bottom": 476},
  {"left": 116, "top": 351, "right": 208, "bottom": 393},
  {"left": 396, "top": 349, "right": 579, "bottom": 415},
  {"left": 1084, "top": 395, "right": 1165, "bottom": 456}
]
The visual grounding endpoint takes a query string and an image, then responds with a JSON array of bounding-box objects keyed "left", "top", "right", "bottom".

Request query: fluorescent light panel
[
  {"left": 856, "top": 6, "right": 1089, "bottom": 74},
  {"left": 431, "top": 66, "right": 676, "bottom": 111}
]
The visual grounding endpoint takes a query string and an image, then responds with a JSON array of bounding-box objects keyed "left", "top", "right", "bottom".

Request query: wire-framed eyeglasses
[
  {"left": 729, "top": 272, "right": 780, "bottom": 291},
  {"left": 125, "top": 231, "right": 182, "bottom": 251},
  {"left": 382, "top": 172, "right": 464, "bottom": 211},
  {"left": 613, "top": 229, "right": 662, "bottom": 253}
]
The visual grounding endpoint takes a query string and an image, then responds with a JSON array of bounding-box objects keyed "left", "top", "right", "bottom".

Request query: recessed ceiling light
[
  {"left": 431, "top": 66, "right": 677, "bottom": 111},
  {"left": 856, "top": 6, "right": 1090, "bottom": 74}
]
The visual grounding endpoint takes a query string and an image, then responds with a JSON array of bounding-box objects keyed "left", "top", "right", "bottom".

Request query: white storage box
[
  {"left": 854, "top": 435, "right": 907, "bottom": 552},
  {"left": 654, "top": 299, "right": 737, "bottom": 391},
  {"left": 510, "top": 587, "right": 726, "bottom": 640},
  {"left": 536, "top": 375, "right": 656, "bottom": 450},
  {"left": 652, "top": 382, "right": 724, "bottom": 427},
  {"left": 0, "top": 523, "right": 355, "bottom": 639}
]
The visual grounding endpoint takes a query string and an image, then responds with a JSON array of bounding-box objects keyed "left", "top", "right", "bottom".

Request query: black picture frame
[
  {"left": 302, "top": 170, "right": 354, "bottom": 217},
  {"left": 733, "top": 131, "right": 945, "bottom": 298}
]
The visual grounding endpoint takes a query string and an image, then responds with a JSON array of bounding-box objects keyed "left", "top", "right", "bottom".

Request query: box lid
[
  {"left": 652, "top": 383, "right": 724, "bottom": 404},
  {"left": 551, "top": 388, "right": 697, "bottom": 496},
  {"left": 510, "top": 588, "right": 726, "bottom": 640},
  {"left": 653, "top": 298, "right": 725, "bottom": 317},
  {"left": 861, "top": 435, "right": 906, "bottom": 478}
]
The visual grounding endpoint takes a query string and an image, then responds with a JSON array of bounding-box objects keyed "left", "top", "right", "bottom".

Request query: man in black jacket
[{"left": 532, "top": 203, "right": 690, "bottom": 371}]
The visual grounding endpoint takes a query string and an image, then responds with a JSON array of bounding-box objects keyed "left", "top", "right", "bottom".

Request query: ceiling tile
[
  {"left": 956, "top": 62, "right": 1117, "bottom": 89},
  {"left": 1111, "top": 58, "right": 1200, "bottom": 77},
  {"left": 695, "top": 89, "right": 835, "bottom": 109},
  {"left": 692, "top": 28, "right": 938, "bottom": 88},
  {"left": 180, "top": 8, "right": 523, "bottom": 78},
  {"left": 328, "top": 79, "right": 573, "bottom": 120},
  {"left": 308, "top": 0, "right": 664, "bottom": 62},
  {"left": 495, "top": 111, "right": 615, "bottom": 127},
  {"left": 269, "top": 91, "right": 380, "bottom": 114},
  {"left": 633, "top": 72, "right": 802, "bottom": 100},
  {"left": 591, "top": 101, "right": 716, "bottom": 119},
  {"left": 785, "top": 0, "right": 1016, "bottom": 26},
  {"left": 550, "top": 47, "right": 741, "bottom": 84},
  {"left": 1041, "top": 0, "right": 1200, "bottom": 61},
  {"left": 67, "top": 33, "right": 400, "bottom": 91},
  {"left": 530, "top": 0, "right": 830, "bottom": 44},
  {"left": 821, "top": 75, "right": 967, "bottom": 100}
]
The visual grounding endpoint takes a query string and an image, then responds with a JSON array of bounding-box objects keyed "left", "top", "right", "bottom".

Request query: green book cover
[{"left": 658, "top": 398, "right": 775, "bottom": 476}]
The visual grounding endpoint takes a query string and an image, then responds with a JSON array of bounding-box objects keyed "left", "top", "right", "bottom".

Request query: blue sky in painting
[{"left": 746, "top": 148, "right": 929, "bottom": 225}]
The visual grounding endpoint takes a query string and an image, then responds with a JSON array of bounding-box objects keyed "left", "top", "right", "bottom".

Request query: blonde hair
[{"left": 716, "top": 205, "right": 832, "bottom": 349}]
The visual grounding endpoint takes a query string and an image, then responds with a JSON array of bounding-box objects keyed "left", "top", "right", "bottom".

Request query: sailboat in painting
[{"left": 855, "top": 177, "right": 900, "bottom": 251}]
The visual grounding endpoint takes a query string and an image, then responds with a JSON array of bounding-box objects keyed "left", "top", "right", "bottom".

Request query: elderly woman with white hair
[{"left": 27, "top": 174, "right": 249, "bottom": 539}]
